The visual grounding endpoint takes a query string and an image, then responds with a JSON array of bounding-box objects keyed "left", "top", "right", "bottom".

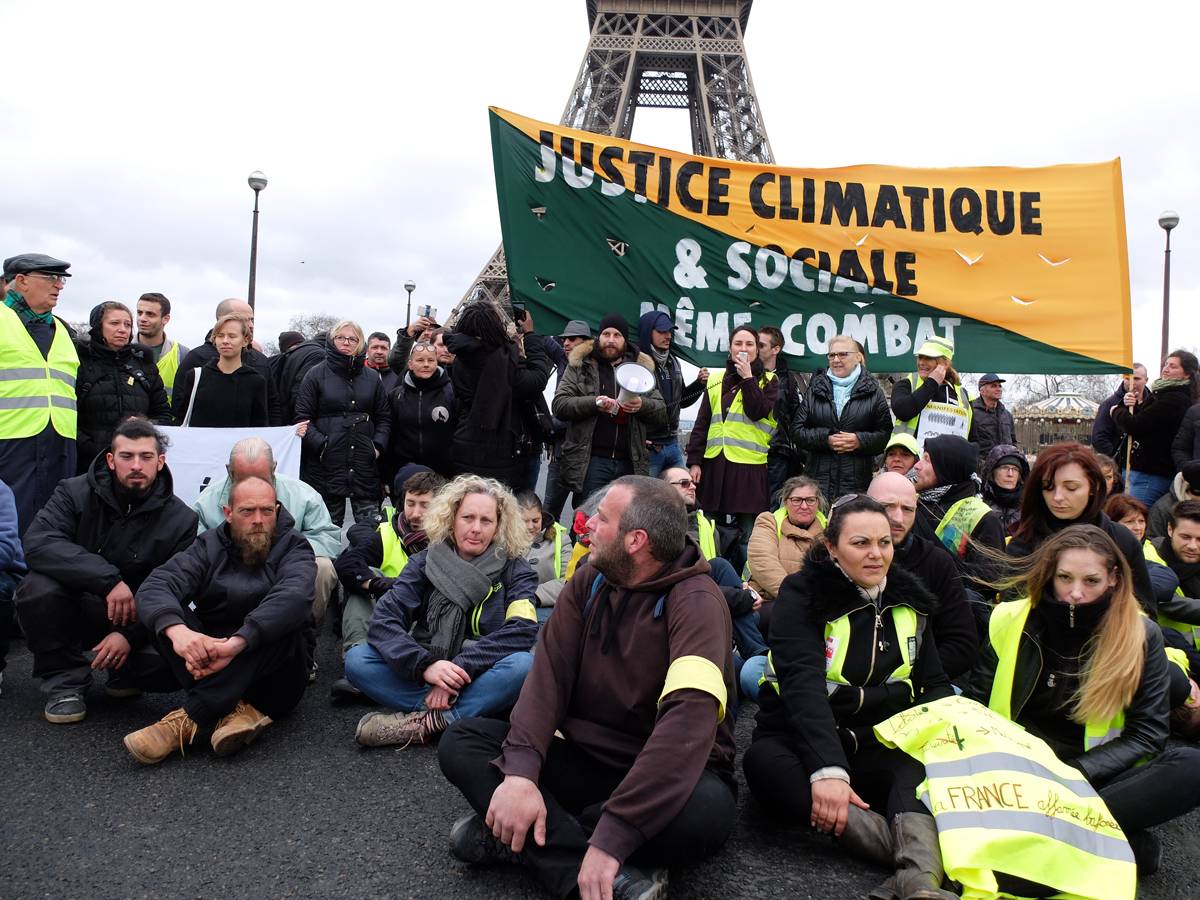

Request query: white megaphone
[{"left": 615, "top": 362, "right": 657, "bottom": 404}]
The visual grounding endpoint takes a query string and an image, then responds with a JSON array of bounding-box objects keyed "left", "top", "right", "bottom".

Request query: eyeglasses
[
  {"left": 786, "top": 495, "right": 819, "bottom": 506},
  {"left": 826, "top": 350, "right": 853, "bottom": 360},
  {"left": 669, "top": 478, "right": 695, "bottom": 488},
  {"left": 29, "top": 273, "right": 67, "bottom": 285},
  {"left": 995, "top": 465, "right": 1021, "bottom": 476},
  {"left": 332, "top": 335, "right": 358, "bottom": 346}
]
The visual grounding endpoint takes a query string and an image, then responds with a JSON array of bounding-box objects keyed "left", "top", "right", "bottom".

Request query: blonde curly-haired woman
[{"left": 348, "top": 475, "right": 539, "bottom": 749}]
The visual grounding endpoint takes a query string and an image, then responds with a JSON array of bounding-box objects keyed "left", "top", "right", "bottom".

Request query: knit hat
[
  {"left": 597, "top": 312, "right": 629, "bottom": 339},
  {"left": 916, "top": 335, "right": 954, "bottom": 361},
  {"left": 278, "top": 331, "right": 306, "bottom": 351},
  {"left": 995, "top": 453, "right": 1025, "bottom": 472},
  {"left": 923, "top": 434, "right": 980, "bottom": 487}
]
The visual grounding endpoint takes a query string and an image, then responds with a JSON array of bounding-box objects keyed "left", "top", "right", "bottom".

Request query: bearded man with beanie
[{"left": 553, "top": 313, "right": 666, "bottom": 502}]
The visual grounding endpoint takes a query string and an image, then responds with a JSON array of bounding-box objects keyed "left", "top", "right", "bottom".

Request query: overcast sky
[{"left": 1, "top": 0, "right": 1196, "bottom": 375}]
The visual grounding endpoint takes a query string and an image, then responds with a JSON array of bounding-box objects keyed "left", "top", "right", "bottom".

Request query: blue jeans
[
  {"left": 1127, "top": 471, "right": 1172, "bottom": 508},
  {"left": 521, "top": 453, "right": 542, "bottom": 493},
  {"left": 709, "top": 557, "right": 768, "bottom": 658},
  {"left": 740, "top": 654, "right": 768, "bottom": 704},
  {"left": 648, "top": 442, "right": 685, "bottom": 478},
  {"left": 344, "top": 644, "right": 535, "bottom": 721},
  {"left": 582, "top": 457, "right": 635, "bottom": 504}
]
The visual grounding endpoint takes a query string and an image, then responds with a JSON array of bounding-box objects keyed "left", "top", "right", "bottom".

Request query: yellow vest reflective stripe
[
  {"left": 987, "top": 598, "right": 1124, "bottom": 749},
  {"left": 934, "top": 497, "right": 992, "bottom": 558},
  {"left": 703, "top": 369, "right": 777, "bottom": 464},
  {"left": 875, "top": 695, "right": 1136, "bottom": 900},
  {"left": 0, "top": 305, "right": 79, "bottom": 440},
  {"left": 1147, "top": 539, "right": 1200, "bottom": 649},
  {"left": 552, "top": 523, "right": 567, "bottom": 580},
  {"left": 697, "top": 512, "right": 717, "bottom": 560},
  {"left": 759, "top": 605, "right": 918, "bottom": 697},
  {"left": 157, "top": 340, "right": 181, "bottom": 401},
  {"left": 891, "top": 373, "right": 973, "bottom": 439},
  {"left": 378, "top": 519, "right": 410, "bottom": 577}
]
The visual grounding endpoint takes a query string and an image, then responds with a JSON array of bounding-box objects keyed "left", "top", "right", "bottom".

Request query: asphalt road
[{"left": 4, "top": 629, "right": 1200, "bottom": 900}]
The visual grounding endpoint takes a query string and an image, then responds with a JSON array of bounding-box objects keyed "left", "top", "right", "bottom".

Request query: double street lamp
[
  {"left": 1160, "top": 210, "right": 1180, "bottom": 362},
  {"left": 247, "top": 170, "right": 268, "bottom": 311}
]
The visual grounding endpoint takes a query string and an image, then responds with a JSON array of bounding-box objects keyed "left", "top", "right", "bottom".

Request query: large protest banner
[
  {"left": 489, "top": 107, "right": 1133, "bottom": 374},
  {"left": 159, "top": 426, "right": 301, "bottom": 505}
]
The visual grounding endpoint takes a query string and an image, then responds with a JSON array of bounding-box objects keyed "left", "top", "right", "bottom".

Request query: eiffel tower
[{"left": 453, "top": 0, "right": 773, "bottom": 319}]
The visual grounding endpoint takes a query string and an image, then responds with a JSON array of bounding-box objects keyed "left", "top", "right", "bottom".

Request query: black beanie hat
[
  {"left": 597, "top": 312, "right": 629, "bottom": 339},
  {"left": 923, "top": 435, "right": 980, "bottom": 487}
]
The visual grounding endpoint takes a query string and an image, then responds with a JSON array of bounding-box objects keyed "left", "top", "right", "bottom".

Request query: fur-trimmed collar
[
  {"left": 800, "top": 548, "right": 940, "bottom": 621},
  {"left": 567, "top": 338, "right": 655, "bottom": 372}
]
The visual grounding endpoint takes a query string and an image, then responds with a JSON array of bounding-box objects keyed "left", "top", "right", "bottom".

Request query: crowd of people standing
[{"left": 7, "top": 249, "right": 1200, "bottom": 900}]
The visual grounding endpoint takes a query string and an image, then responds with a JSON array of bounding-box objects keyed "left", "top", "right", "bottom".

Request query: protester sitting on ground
[
  {"left": 15, "top": 418, "right": 197, "bottom": 723},
  {"left": 178, "top": 298, "right": 281, "bottom": 424},
  {"left": 134, "top": 292, "right": 189, "bottom": 404},
  {"left": 792, "top": 334, "right": 892, "bottom": 502},
  {"left": 745, "top": 475, "right": 825, "bottom": 630},
  {"left": 553, "top": 312, "right": 666, "bottom": 500},
  {"left": 1095, "top": 452, "right": 1125, "bottom": 497},
  {"left": 743, "top": 494, "right": 956, "bottom": 899},
  {"left": 562, "top": 485, "right": 609, "bottom": 580},
  {"left": 968, "top": 374, "right": 1017, "bottom": 464},
  {"left": 1111, "top": 350, "right": 1200, "bottom": 507},
  {"left": 515, "top": 491, "right": 571, "bottom": 620},
  {"left": 385, "top": 338, "right": 457, "bottom": 480},
  {"left": 879, "top": 433, "right": 920, "bottom": 476},
  {"left": 1146, "top": 460, "right": 1200, "bottom": 541},
  {"left": 446, "top": 301, "right": 551, "bottom": 491},
  {"left": 1106, "top": 493, "right": 1149, "bottom": 543},
  {"left": 348, "top": 475, "right": 538, "bottom": 748},
  {"left": 438, "top": 475, "right": 736, "bottom": 900},
  {"left": 686, "top": 325, "right": 781, "bottom": 568},
  {"left": 192, "top": 438, "right": 341, "bottom": 676},
  {"left": 660, "top": 466, "right": 766, "bottom": 660},
  {"left": 1092, "top": 365, "right": 1148, "bottom": 457},
  {"left": 910, "top": 435, "right": 1005, "bottom": 595},
  {"left": 889, "top": 334, "right": 972, "bottom": 447},
  {"left": 1148, "top": 500, "right": 1200, "bottom": 670},
  {"left": 270, "top": 330, "right": 325, "bottom": 426},
  {"left": 173, "top": 312, "right": 270, "bottom": 427},
  {"left": 967, "top": 525, "right": 1200, "bottom": 880},
  {"left": 979, "top": 443, "right": 1029, "bottom": 531},
  {"left": 0, "top": 479, "right": 27, "bottom": 693},
  {"left": 74, "top": 301, "right": 171, "bottom": 474},
  {"left": 331, "top": 467, "right": 445, "bottom": 704}
]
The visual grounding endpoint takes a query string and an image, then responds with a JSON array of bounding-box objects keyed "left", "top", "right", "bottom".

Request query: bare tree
[
  {"left": 287, "top": 312, "right": 339, "bottom": 339},
  {"left": 960, "top": 372, "right": 1120, "bottom": 409}
]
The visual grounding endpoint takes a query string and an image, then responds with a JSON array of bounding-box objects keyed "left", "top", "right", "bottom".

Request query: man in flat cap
[
  {"left": 968, "top": 373, "right": 1017, "bottom": 465},
  {"left": 1, "top": 254, "right": 79, "bottom": 535}
]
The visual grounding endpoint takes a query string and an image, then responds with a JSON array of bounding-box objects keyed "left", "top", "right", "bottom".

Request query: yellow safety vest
[
  {"left": 157, "top": 339, "right": 181, "bottom": 401},
  {"left": 759, "top": 604, "right": 919, "bottom": 698},
  {"left": 934, "top": 497, "right": 992, "bottom": 559},
  {"left": 891, "top": 373, "right": 973, "bottom": 441},
  {"left": 378, "top": 518, "right": 411, "bottom": 577},
  {"left": 1146, "top": 539, "right": 1200, "bottom": 650},
  {"left": 0, "top": 304, "right": 79, "bottom": 439},
  {"left": 745, "top": 507, "right": 826, "bottom": 582},
  {"left": 551, "top": 522, "right": 568, "bottom": 580},
  {"left": 696, "top": 511, "right": 717, "bottom": 560},
  {"left": 875, "top": 695, "right": 1136, "bottom": 900},
  {"left": 703, "top": 369, "right": 777, "bottom": 465}
]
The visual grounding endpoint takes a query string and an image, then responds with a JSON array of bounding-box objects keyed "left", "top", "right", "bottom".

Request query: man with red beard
[{"left": 124, "top": 476, "right": 316, "bottom": 764}]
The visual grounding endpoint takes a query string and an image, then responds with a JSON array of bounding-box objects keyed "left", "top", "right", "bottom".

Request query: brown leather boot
[
  {"left": 838, "top": 805, "right": 894, "bottom": 869},
  {"left": 124, "top": 708, "right": 198, "bottom": 764},
  {"left": 875, "top": 813, "right": 959, "bottom": 900},
  {"left": 211, "top": 700, "right": 272, "bottom": 757}
]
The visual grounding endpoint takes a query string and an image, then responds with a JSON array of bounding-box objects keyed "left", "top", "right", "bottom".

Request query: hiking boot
[
  {"left": 211, "top": 700, "right": 272, "bottom": 757},
  {"left": 449, "top": 812, "right": 524, "bottom": 865},
  {"left": 45, "top": 694, "right": 87, "bottom": 723},
  {"left": 1129, "top": 830, "right": 1163, "bottom": 877},
  {"left": 330, "top": 677, "right": 371, "bottom": 706},
  {"left": 612, "top": 865, "right": 668, "bottom": 900},
  {"left": 124, "top": 708, "right": 198, "bottom": 764},
  {"left": 355, "top": 708, "right": 448, "bottom": 748},
  {"left": 105, "top": 671, "right": 143, "bottom": 698}
]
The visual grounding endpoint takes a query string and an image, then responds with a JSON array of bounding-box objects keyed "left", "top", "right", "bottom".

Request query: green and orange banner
[{"left": 489, "top": 107, "right": 1133, "bottom": 374}]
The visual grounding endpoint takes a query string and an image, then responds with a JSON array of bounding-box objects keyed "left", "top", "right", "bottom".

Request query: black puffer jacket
[
  {"left": 791, "top": 367, "right": 892, "bottom": 499},
  {"left": 966, "top": 600, "right": 1170, "bottom": 788},
  {"left": 295, "top": 342, "right": 392, "bottom": 499},
  {"left": 74, "top": 334, "right": 171, "bottom": 474},
  {"left": 387, "top": 365, "right": 458, "bottom": 478},
  {"left": 753, "top": 548, "right": 953, "bottom": 772},
  {"left": 271, "top": 334, "right": 327, "bottom": 425},
  {"left": 1111, "top": 381, "right": 1194, "bottom": 478},
  {"left": 1171, "top": 402, "right": 1200, "bottom": 471}
]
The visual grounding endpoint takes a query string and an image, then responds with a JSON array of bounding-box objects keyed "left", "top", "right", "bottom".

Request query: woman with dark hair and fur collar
[{"left": 743, "top": 494, "right": 956, "bottom": 899}]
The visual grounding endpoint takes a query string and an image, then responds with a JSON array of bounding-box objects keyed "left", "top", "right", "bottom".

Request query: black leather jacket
[{"left": 966, "top": 605, "right": 1170, "bottom": 788}]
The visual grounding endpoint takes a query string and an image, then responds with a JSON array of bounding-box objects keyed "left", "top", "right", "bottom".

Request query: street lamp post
[
  {"left": 247, "top": 171, "right": 268, "bottom": 310},
  {"left": 405, "top": 280, "right": 417, "bottom": 328},
  {"left": 1159, "top": 211, "right": 1180, "bottom": 361}
]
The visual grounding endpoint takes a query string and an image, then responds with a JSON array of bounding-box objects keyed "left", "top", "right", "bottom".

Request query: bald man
[
  {"left": 867, "top": 472, "right": 979, "bottom": 680},
  {"left": 178, "top": 299, "right": 282, "bottom": 425}
]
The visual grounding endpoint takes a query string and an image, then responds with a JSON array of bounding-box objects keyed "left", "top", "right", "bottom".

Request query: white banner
[
  {"left": 159, "top": 426, "right": 303, "bottom": 505},
  {"left": 914, "top": 401, "right": 970, "bottom": 450}
]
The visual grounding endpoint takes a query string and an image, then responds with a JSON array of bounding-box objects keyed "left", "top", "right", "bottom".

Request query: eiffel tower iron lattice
[{"left": 452, "top": 0, "right": 772, "bottom": 321}]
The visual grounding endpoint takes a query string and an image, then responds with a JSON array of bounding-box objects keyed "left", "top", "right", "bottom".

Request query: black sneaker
[
  {"left": 612, "top": 865, "right": 668, "bottom": 900},
  {"left": 1129, "top": 830, "right": 1163, "bottom": 876},
  {"left": 45, "top": 694, "right": 87, "bottom": 723},
  {"left": 449, "top": 812, "right": 524, "bottom": 865},
  {"left": 330, "top": 677, "right": 371, "bottom": 706},
  {"left": 106, "top": 672, "right": 143, "bottom": 698}
]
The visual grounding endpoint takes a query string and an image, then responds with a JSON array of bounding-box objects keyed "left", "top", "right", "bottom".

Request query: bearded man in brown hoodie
[{"left": 438, "top": 475, "right": 736, "bottom": 900}]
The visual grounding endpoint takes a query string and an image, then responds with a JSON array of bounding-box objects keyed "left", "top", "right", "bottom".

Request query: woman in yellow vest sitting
[
  {"left": 515, "top": 490, "right": 572, "bottom": 622},
  {"left": 967, "top": 524, "right": 1200, "bottom": 882},
  {"left": 746, "top": 475, "right": 826, "bottom": 632},
  {"left": 889, "top": 334, "right": 972, "bottom": 445},
  {"left": 685, "top": 325, "right": 779, "bottom": 568},
  {"left": 743, "top": 494, "right": 957, "bottom": 900}
]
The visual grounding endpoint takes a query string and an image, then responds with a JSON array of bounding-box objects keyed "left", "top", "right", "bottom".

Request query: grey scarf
[{"left": 423, "top": 540, "right": 508, "bottom": 662}]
